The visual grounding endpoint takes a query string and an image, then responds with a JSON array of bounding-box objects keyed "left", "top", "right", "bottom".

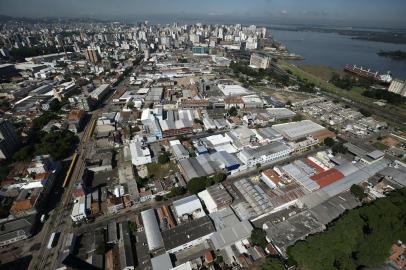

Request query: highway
[{"left": 28, "top": 66, "right": 137, "bottom": 270}]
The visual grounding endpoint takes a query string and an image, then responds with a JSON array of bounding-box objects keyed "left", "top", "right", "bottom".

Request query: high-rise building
[
  {"left": 0, "top": 120, "right": 20, "bottom": 160},
  {"left": 84, "top": 47, "right": 100, "bottom": 64},
  {"left": 250, "top": 53, "right": 270, "bottom": 69}
]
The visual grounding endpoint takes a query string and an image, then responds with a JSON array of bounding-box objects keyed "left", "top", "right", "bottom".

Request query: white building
[
  {"left": 71, "top": 196, "right": 86, "bottom": 223},
  {"left": 173, "top": 195, "right": 206, "bottom": 221},
  {"left": 237, "top": 142, "right": 292, "bottom": 167},
  {"left": 129, "top": 141, "right": 152, "bottom": 166}
]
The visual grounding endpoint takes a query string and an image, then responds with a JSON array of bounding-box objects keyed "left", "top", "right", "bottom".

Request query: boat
[{"left": 344, "top": 64, "right": 392, "bottom": 84}]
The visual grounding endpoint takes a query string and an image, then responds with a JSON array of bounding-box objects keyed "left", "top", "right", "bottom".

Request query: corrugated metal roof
[
  {"left": 310, "top": 168, "right": 344, "bottom": 188},
  {"left": 141, "top": 209, "right": 163, "bottom": 251}
]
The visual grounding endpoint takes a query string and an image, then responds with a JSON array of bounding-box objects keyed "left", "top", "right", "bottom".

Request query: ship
[{"left": 344, "top": 64, "right": 392, "bottom": 84}]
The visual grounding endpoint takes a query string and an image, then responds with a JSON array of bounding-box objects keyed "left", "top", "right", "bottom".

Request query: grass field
[
  {"left": 298, "top": 64, "right": 345, "bottom": 81},
  {"left": 373, "top": 142, "right": 389, "bottom": 150},
  {"left": 147, "top": 161, "right": 179, "bottom": 179}
]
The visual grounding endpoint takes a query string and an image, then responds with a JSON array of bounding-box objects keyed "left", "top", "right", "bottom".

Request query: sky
[{"left": 1, "top": 0, "right": 406, "bottom": 28}]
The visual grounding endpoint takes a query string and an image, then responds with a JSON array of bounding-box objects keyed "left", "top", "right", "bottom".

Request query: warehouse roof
[
  {"left": 161, "top": 216, "right": 215, "bottom": 251},
  {"left": 310, "top": 168, "right": 344, "bottom": 188},
  {"left": 141, "top": 209, "right": 164, "bottom": 251},
  {"left": 151, "top": 253, "right": 173, "bottom": 270},
  {"left": 322, "top": 159, "right": 390, "bottom": 197},
  {"left": 240, "top": 142, "right": 290, "bottom": 160},
  {"left": 282, "top": 163, "right": 320, "bottom": 191},
  {"left": 210, "top": 220, "right": 253, "bottom": 250},
  {"left": 272, "top": 120, "right": 326, "bottom": 141}
]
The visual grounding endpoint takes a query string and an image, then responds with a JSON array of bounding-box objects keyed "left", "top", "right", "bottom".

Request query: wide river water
[{"left": 269, "top": 29, "right": 406, "bottom": 79}]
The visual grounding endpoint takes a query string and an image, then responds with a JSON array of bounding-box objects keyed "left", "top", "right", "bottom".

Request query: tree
[
  {"left": 228, "top": 106, "right": 238, "bottom": 117},
  {"left": 250, "top": 228, "right": 268, "bottom": 248},
  {"left": 292, "top": 114, "right": 303, "bottom": 122},
  {"left": 332, "top": 142, "right": 347, "bottom": 155},
  {"left": 95, "top": 242, "right": 109, "bottom": 255},
  {"left": 194, "top": 118, "right": 203, "bottom": 125},
  {"left": 359, "top": 108, "right": 372, "bottom": 117},
  {"left": 324, "top": 137, "right": 335, "bottom": 147},
  {"left": 261, "top": 257, "right": 286, "bottom": 270},
  {"left": 187, "top": 177, "right": 207, "bottom": 194},
  {"left": 127, "top": 101, "right": 135, "bottom": 109},
  {"left": 167, "top": 186, "right": 186, "bottom": 198},
  {"left": 158, "top": 152, "right": 170, "bottom": 164},
  {"left": 350, "top": 184, "right": 367, "bottom": 201},
  {"left": 287, "top": 188, "right": 406, "bottom": 270},
  {"left": 212, "top": 172, "right": 226, "bottom": 183}
]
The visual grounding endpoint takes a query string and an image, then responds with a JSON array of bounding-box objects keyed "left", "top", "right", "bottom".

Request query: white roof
[
  {"left": 198, "top": 190, "right": 218, "bottom": 213},
  {"left": 273, "top": 120, "right": 326, "bottom": 140},
  {"left": 173, "top": 195, "right": 205, "bottom": 218},
  {"left": 218, "top": 84, "right": 250, "bottom": 96}
]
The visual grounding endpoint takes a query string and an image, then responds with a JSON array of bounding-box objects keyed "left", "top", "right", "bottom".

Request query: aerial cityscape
[{"left": 0, "top": 1, "right": 406, "bottom": 270}]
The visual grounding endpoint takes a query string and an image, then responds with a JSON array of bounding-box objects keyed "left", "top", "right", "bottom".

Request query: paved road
[{"left": 28, "top": 65, "right": 138, "bottom": 270}]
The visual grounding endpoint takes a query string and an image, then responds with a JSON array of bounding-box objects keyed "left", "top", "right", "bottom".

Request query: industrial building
[
  {"left": 141, "top": 209, "right": 164, "bottom": 251},
  {"left": 172, "top": 195, "right": 206, "bottom": 221},
  {"left": 237, "top": 142, "right": 292, "bottom": 167},
  {"left": 198, "top": 184, "right": 233, "bottom": 213},
  {"left": 217, "top": 84, "right": 250, "bottom": 96},
  {"left": 169, "top": 140, "right": 189, "bottom": 160},
  {"left": 129, "top": 141, "right": 152, "bottom": 166},
  {"left": 272, "top": 120, "right": 327, "bottom": 141},
  {"left": 161, "top": 216, "right": 215, "bottom": 253}
]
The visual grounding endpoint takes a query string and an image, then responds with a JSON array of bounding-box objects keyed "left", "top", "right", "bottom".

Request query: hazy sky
[{"left": 1, "top": 0, "right": 406, "bottom": 28}]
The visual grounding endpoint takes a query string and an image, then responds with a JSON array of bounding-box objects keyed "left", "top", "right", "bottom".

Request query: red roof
[
  {"left": 310, "top": 168, "right": 344, "bottom": 188},
  {"left": 305, "top": 158, "right": 325, "bottom": 174}
]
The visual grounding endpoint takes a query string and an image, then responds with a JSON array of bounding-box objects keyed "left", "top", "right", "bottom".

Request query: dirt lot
[{"left": 258, "top": 87, "right": 316, "bottom": 103}]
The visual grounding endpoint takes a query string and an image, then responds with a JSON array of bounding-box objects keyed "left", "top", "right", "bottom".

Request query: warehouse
[
  {"left": 253, "top": 127, "right": 283, "bottom": 143},
  {"left": 169, "top": 140, "right": 189, "bottom": 160},
  {"left": 141, "top": 209, "right": 164, "bottom": 251},
  {"left": 237, "top": 142, "right": 292, "bottom": 167},
  {"left": 272, "top": 120, "right": 327, "bottom": 141},
  {"left": 261, "top": 169, "right": 281, "bottom": 189},
  {"left": 202, "top": 134, "right": 238, "bottom": 154},
  {"left": 310, "top": 168, "right": 344, "bottom": 188},
  {"left": 129, "top": 141, "right": 152, "bottom": 166},
  {"left": 173, "top": 195, "right": 206, "bottom": 222},
  {"left": 209, "top": 151, "right": 241, "bottom": 172},
  {"left": 198, "top": 184, "right": 233, "bottom": 213},
  {"left": 210, "top": 220, "right": 253, "bottom": 250},
  {"left": 159, "top": 109, "right": 194, "bottom": 137},
  {"left": 178, "top": 155, "right": 218, "bottom": 181},
  {"left": 218, "top": 84, "right": 250, "bottom": 96},
  {"left": 161, "top": 216, "right": 215, "bottom": 253},
  {"left": 282, "top": 163, "right": 320, "bottom": 191},
  {"left": 267, "top": 108, "right": 296, "bottom": 120},
  {"left": 233, "top": 179, "right": 274, "bottom": 216}
]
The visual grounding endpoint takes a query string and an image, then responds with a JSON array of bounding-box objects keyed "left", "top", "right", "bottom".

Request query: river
[{"left": 269, "top": 29, "right": 406, "bottom": 79}]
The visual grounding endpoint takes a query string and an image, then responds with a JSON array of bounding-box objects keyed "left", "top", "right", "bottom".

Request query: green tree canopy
[{"left": 250, "top": 228, "right": 268, "bottom": 249}]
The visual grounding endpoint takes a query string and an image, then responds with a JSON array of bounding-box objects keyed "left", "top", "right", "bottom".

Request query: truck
[{"left": 47, "top": 232, "right": 60, "bottom": 249}]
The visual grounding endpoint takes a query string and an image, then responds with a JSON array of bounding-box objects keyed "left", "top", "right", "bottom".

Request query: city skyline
[{"left": 1, "top": 0, "right": 406, "bottom": 28}]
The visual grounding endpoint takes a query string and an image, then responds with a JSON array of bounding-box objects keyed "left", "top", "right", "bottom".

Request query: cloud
[{"left": 280, "top": 9, "right": 288, "bottom": 15}]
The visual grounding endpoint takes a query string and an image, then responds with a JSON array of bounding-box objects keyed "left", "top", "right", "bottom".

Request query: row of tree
[{"left": 286, "top": 188, "right": 406, "bottom": 270}]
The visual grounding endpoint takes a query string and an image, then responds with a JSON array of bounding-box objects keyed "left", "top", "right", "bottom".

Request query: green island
[
  {"left": 377, "top": 50, "right": 406, "bottom": 61},
  {"left": 261, "top": 188, "right": 406, "bottom": 270}
]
